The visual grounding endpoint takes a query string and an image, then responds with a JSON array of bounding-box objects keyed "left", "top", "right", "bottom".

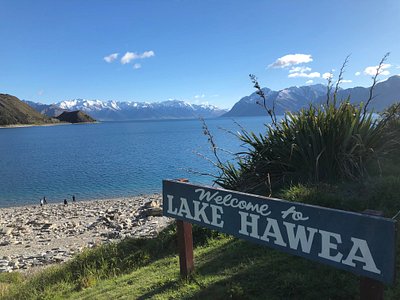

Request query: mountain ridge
[
  {"left": 23, "top": 75, "right": 400, "bottom": 121},
  {"left": 25, "top": 99, "right": 228, "bottom": 121},
  {"left": 224, "top": 75, "right": 400, "bottom": 117}
]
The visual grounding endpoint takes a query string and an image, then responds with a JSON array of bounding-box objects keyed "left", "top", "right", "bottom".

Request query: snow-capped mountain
[
  {"left": 25, "top": 99, "right": 228, "bottom": 121},
  {"left": 224, "top": 84, "right": 326, "bottom": 117},
  {"left": 224, "top": 75, "right": 400, "bottom": 117}
]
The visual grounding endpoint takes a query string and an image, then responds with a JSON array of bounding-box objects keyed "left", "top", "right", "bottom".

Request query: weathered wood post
[
  {"left": 360, "top": 210, "right": 385, "bottom": 300},
  {"left": 175, "top": 179, "right": 194, "bottom": 278}
]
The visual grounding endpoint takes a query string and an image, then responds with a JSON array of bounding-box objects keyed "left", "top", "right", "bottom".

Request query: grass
[
  {"left": 0, "top": 234, "right": 360, "bottom": 300},
  {"left": 1, "top": 173, "right": 400, "bottom": 299}
]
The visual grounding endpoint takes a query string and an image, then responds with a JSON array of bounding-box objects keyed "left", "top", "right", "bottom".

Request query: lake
[{"left": 0, "top": 117, "right": 269, "bottom": 207}]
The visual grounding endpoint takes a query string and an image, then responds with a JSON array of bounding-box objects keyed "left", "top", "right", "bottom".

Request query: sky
[{"left": 0, "top": 0, "right": 399, "bottom": 108}]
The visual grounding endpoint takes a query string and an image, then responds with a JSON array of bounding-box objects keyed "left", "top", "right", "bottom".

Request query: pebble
[{"left": 0, "top": 194, "right": 172, "bottom": 272}]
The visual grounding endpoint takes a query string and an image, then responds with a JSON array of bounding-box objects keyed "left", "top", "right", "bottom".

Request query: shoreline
[
  {"left": 0, "top": 122, "right": 70, "bottom": 129},
  {"left": 0, "top": 121, "right": 99, "bottom": 129},
  {"left": 0, "top": 194, "right": 171, "bottom": 273},
  {"left": 0, "top": 192, "right": 157, "bottom": 209}
]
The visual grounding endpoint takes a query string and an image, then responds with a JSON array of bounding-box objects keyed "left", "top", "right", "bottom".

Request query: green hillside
[{"left": 0, "top": 94, "right": 56, "bottom": 126}]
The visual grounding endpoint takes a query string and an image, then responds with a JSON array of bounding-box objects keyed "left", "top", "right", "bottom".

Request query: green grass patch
[{"left": 2, "top": 177, "right": 400, "bottom": 299}]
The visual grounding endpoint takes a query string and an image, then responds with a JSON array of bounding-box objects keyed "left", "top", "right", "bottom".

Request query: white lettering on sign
[
  {"left": 166, "top": 195, "right": 224, "bottom": 228},
  {"left": 281, "top": 206, "right": 309, "bottom": 221},
  {"left": 195, "top": 188, "right": 271, "bottom": 216},
  {"left": 177, "top": 197, "right": 193, "bottom": 219},
  {"left": 260, "top": 217, "right": 287, "bottom": 247},
  {"left": 166, "top": 192, "right": 382, "bottom": 276},
  {"left": 238, "top": 211, "right": 260, "bottom": 238},
  {"left": 318, "top": 230, "right": 343, "bottom": 262},
  {"left": 210, "top": 205, "right": 224, "bottom": 228},
  {"left": 193, "top": 201, "right": 210, "bottom": 224},
  {"left": 342, "top": 238, "right": 381, "bottom": 274},
  {"left": 236, "top": 212, "right": 381, "bottom": 274},
  {"left": 283, "top": 222, "right": 317, "bottom": 254}
]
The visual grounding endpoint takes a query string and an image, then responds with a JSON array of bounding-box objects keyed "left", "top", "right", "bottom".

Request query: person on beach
[
  {"left": 64, "top": 198, "right": 68, "bottom": 206},
  {"left": 40, "top": 198, "right": 44, "bottom": 207},
  {"left": 72, "top": 195, "right": 76, "bottom": 203},
  {"left": 43, "top": 196, "right": 47, "bottom": 205}
]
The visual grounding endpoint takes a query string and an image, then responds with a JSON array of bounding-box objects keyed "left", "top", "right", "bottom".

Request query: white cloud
[
  {"left": 133, "top": 63, "right": 141, "bottom": 69},
  {"left": 104, "top": 53, "right": 119, "bottom": 63},
  {"left": 289, "top": 66, "right": 312, "bottom": 73},
  {"left": 121, "top": 50, "right": 155, "bottom": 64},
  {"left": 341, "top": 79, "right": 352, "bottom": 83},
  {"left": 121, "top": 52, "right": 138, "bottom": 64},
  {"left": 194, "top": 94, "right": 206, "bottom": 99},
  {"left": 355, "top": 71, "right": 361, "bottom": 76},
  {"left": 306, "top": 80, "right": 313, "bottom": 84},
  {"left": 140, "top": 50, "right": 155, "bottom": 58},
  {"left": 269, "top": 54, "right": 313, "bottom": 68},
  {"left": 322, "top": 72, "right": 333, "bottom": 80},
  {"left": 288, "top": 71, "right": 320, "bottom": 78},
  {"left": 364, "top": 63, "right": 391, "bottom": 76},
  {"left": 38, "top": 90, "right": 44, "bottom": 96}
]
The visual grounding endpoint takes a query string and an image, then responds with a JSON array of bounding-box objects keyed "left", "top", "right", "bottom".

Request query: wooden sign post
[
  {"left": 175, "top": 179, "right": 194, "bottom": 278},
  {"left": 176, "top": 220, "right": 194, "bottom": 278},
  {"left": 163, "top": 180, "right": 397, "bottom": 296}
]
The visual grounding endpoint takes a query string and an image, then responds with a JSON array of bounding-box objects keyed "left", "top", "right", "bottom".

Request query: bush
[
  {"left": 211, "top": 56, "right": 400, "bottom": 196},
  {"left": 215, "top": 101, "right": 396, "bottom": 196}
]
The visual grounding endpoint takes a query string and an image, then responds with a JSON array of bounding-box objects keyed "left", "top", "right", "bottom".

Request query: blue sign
[{"left": 163, "top": 180, "right": 397, "bottom": 284}]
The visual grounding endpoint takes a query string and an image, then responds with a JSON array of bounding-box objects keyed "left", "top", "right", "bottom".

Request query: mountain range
[
  {"left": 224, "top": 75, "right": 400, "bottom": 117},
  {"left": 22, "top": 75, "right": 400, "bottom": 121},
  {"left": 25, "top": 99, "right": 228, "bottom": 121}
]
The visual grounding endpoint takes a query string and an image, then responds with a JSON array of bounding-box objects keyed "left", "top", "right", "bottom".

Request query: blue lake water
[{"left": 0, "top": 117, "right": 269, "bottom": 207}]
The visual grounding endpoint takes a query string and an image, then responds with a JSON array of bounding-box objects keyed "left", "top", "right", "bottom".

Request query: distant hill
[
  {"left": 56, "top": 111, "right": 96, "bottom": 123},
  {"left": 0, "top": 94, "right": 55, "bottom": 126},
  {"left": 224, "top": 84, "right": 326, "bottom": 117},
  {"left": 224, "top": 75, "right": 400, "bottom": 117},
  {"left": 23, "top": 100, "right": 66, "bottom": 117},
  {"left": 318, "top": 75, "right": 400, "bottom": 111},
  {"left": 25, "top": 99, "right": 228, "bottom": 121}
]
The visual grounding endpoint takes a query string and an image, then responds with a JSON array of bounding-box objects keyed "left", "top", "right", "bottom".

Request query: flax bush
[
  {"left": 216, "top": 101, "right": 396, "bottom": 195},
  {"left": 213, "top": 63, "right": 400, "bottom": 196},
  {"left": 217, "top": 101, "right": 399, "bottom": 196}
]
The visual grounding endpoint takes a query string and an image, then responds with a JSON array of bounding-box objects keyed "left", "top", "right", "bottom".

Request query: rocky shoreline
[{"left": 0, "top": 194, "right": 171, "bottom": 273}]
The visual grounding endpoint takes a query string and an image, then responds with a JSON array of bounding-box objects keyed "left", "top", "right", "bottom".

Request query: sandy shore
[{"left": 0, "top": 194, "right": 171, "bottom": 273}]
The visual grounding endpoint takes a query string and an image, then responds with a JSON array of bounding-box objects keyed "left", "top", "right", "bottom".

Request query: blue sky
[{"left": 0, "top": 0, "right": 399, "bottom": 108}]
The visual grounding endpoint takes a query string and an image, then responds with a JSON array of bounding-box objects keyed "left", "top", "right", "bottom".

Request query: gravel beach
[{"left": 0, "top": 194, "right": 172, "bottom": 273}]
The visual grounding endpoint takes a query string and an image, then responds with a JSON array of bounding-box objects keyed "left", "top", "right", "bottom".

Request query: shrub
[
  {"left": 215, "top": 101, "right": 396, "bottom": 196},
  {"left": 212, "top": 56, "right": 399, "bottom": 196}
]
